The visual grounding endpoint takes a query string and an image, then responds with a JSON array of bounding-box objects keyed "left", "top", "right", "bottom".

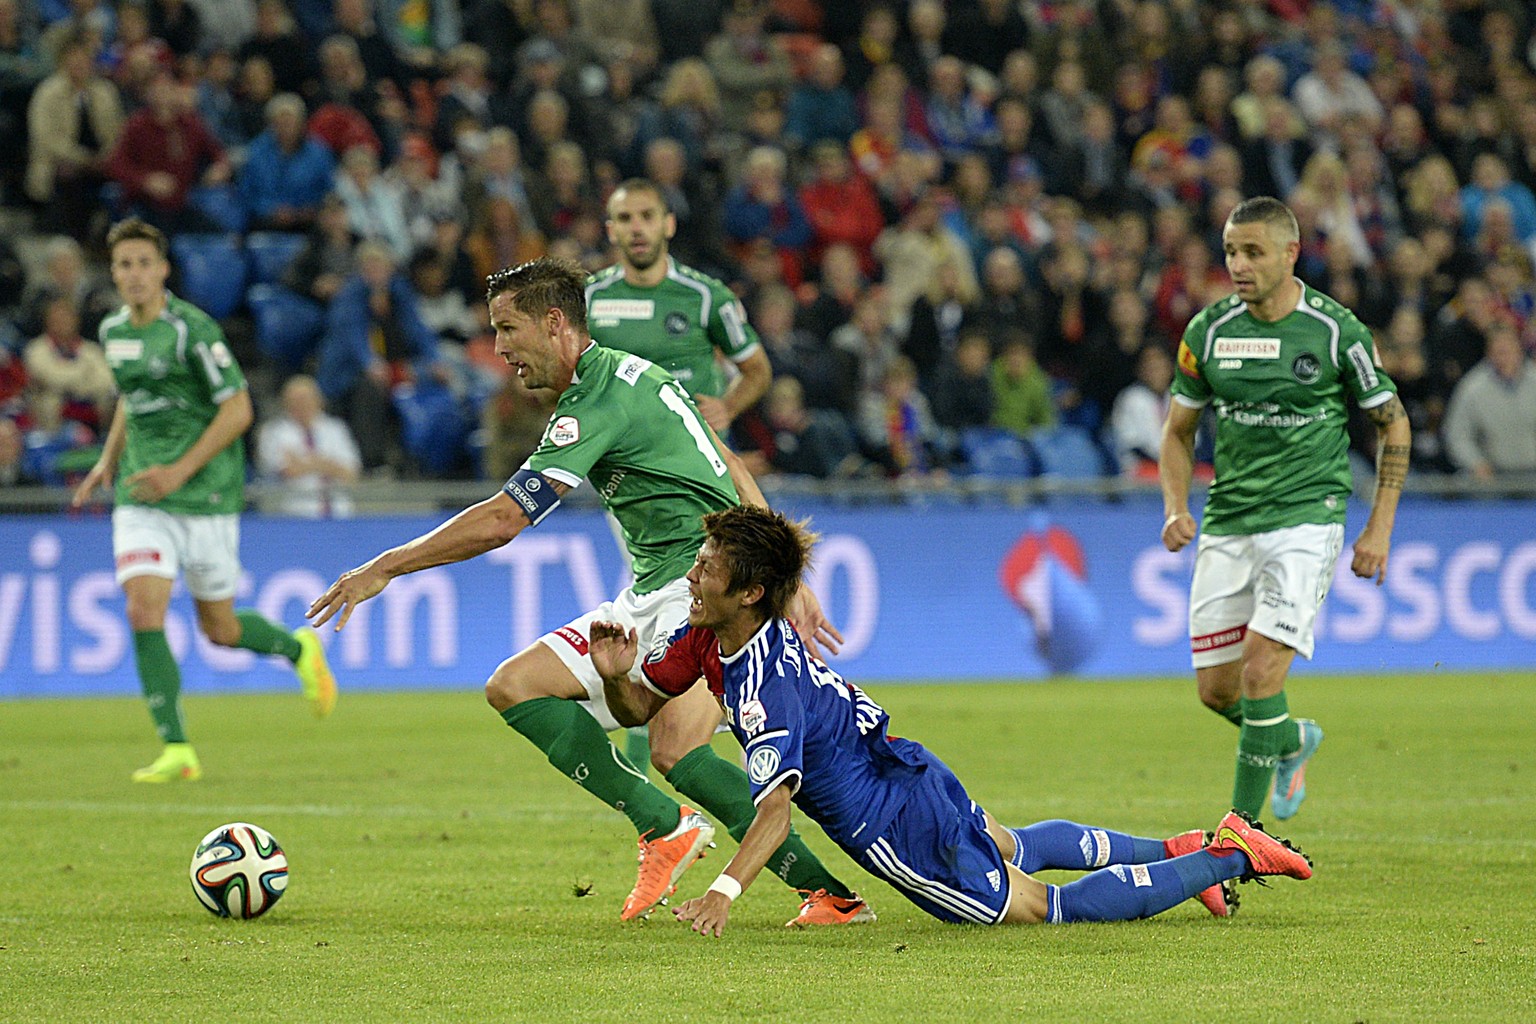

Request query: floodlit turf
[{"left": 2, "top": 672, "right": 1533, "bottom": 1023}]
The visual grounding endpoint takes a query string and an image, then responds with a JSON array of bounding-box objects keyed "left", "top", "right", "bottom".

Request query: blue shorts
[{"left": 853, "top": 754, "right": 1010, "bottom": 925}]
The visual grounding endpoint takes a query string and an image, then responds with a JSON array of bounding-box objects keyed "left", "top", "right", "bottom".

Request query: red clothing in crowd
[{"left": 106, "top": 108, "right": 225, "bottom": 212}]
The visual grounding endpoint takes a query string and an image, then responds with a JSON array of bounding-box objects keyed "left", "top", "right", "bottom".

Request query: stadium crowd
[{"left": 2, "top": 0, "right": 1536, "bottom": 500}]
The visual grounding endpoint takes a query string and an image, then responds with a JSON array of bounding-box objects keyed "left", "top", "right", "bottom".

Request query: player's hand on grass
[
  {"left": 589, "top": 620, "right": 638, "bottom": 680},
  {"left": 1161, "top": 511, "right": 1197, "bottom": 552},
  {"left": 1350, "top": 526, "right": 1391, "bottom": 585},
  {"left": 309, "top": 561, "right": 390, "bottom": 631},
  {"left": 124, "top": 464, "right": 188, "bottom": 503},
  {"left": 70, "top": 461, "right": 114, "bottom": 507},
  {"left": 787, "top": 584, "right": 843, "bottom": 661},
  {"left": 673, "top": 892, "right": 731, "bottom": 937}
]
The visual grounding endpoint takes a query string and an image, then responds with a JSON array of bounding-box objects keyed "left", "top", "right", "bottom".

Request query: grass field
[{"left": 3, "top": 672, "right": 1534, "bottom": 1023}]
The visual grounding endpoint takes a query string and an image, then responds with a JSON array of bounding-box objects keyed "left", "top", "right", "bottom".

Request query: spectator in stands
[
  {"left": 195, "top": 49, "right": 250, "bottom": 152},
  {"left": 0, "top": 417, "right": 32, "bottom": 486},
  {"left": 644, "top": 137, "right": 728, "bottom": 275},
  {"left": 991, "top": 333, "right": 1055, "bottom": 438},
  {"left": 800, "top": 141, "right": 883, "bottom": 276},
  {"left": 723, "top": 145, "right": 811, "bottom": 285},
  {"left": 1461, "top": 153, "right": 1536, "bottom": 249},
  {"left": 464, "top": 126, "right": 534, "bottom": 228},
  {"left": 929, "top": 331, "right": 995, "bottom": 433},
  {"left": 1292, "top": 40, "right": 1383, "bottom": 149},
  {"left": 480, "top": 371, "right": 555, "bottom": 481},
  {"left": 741, "top": 376, "right": 860, "bottom": 480},
  {"left": 465, "top": 196, "right": 546, "bottom": 284},
  {"left": 966, "top": 246, "right": 1039, "bottom": 351},
  {"left": 331, "top": 0, "right": 415, "bottom": 88},
  {"left": 316, "top": 241, "right": 443, "bottom": 468},
  {"left": 1430, "top": 275, "right": 1501, "bottom": 396},
  {"left": 239, "top": 93, "right": 336, "bottom": 231},
  {"left": 19, "top": 236, "right": 116, "bottom": 340},
  {"left": 1230, "top": 54, "right": 1289, "bottom": 141},
  {"left": 633, "top": 58, "right": 725, "bottom": 175},
  {"left": 705, "top": 0, "right": 793, "bottom": 127},
  {"left": 389, "top": 132, "right": 459, "bottom": 248},
  {"left": 106, "top": 71, "right": 231, "bottom": 234},
  {"left": 1109, "top": 343, "right": 1174, "bottom": 478},
  {"left": 1239, "top": 98, "right": 1313, "bottom": 203},
  {"left": 1055, "top": 100, "right": 1127, "bottom": 218},
  {"left": 283, "top": 192, "right": 358, "bottom": 306},
  {"left": 233, "top": 54, "right": 278, "bottom": 142},
  {"left": 433, "top": 42, "right": 494, "bottom": 155},
  {"left": 25, "top": 31, "right": 123, "bottom": 239},
  {"left": 333, "top": 144, "right": 412, "bottom": 259},
  {"left": 256, "top": 374, "right": 363, "bottom": 517},
  {"left": 874, "top": 190, "right": 976, "bottom": 329},
  {"left": 924, "top": 55, "right": 995, "bottom": 168},
  {"left": 785, "top": 43, "right": 859, "bottom": 152},
  {"left": 904, "top": 258, "right": 980, "bottom": 387},
  {"left": 23, "top": 295, "right": 115, "bottom": 436},
  {"left": 1379, "top": 307, "right": 1451, "bottom": 475},
  {"left": 1443, "top": 318, "right": 1536, "bottom": 479},
  {"left": 239, "top": 0, "right": 315, "bottom": 95},
  {"left": 526, "top": 139, "right": 599, "bottom": 240},
  {"left": 831, "top": 291, "right": 900, "bottom": 417},
  {"left": 895, "top": 0, "right": 945, "bottom": 92},
  {"left": 0, "top": 336, "right": 27, "bottom": 422},
  {"left": 857, "top": 355, "right": 942, "bottom": 478},
  {"left": 1035, "top": 242, "right": 1108, "bottom": 385},
  {"left": 312, "top": 35, "right": 398, "bottom": 158},
  {"left": 797, "top": 243, "right": 865, "bottom": 343}
]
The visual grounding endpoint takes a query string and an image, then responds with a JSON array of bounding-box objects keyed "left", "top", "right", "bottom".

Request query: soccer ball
[{"left": 190, "top": 822, "right": 289, "bottom": 919}]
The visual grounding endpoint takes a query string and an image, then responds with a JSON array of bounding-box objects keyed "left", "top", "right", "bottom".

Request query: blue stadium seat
[
  {"left": 392, "top": 382, "right": 470, "bottom": 477},
  {"left": 1032, "top": 426, "right": 1110, "bottom": 479},
  {"left": 246, "top": 284, "right": 325, "bottom": 368},
  {"left": 170, "top": 234, "right": 247, "bottom": 320},
  {"left": 188, "top": 185, "right": 247, "bottom": 234},
  {"left": 957, "top": 426, "right": 1036, "bottom": 478},
  {"left": 245, "top": 232, "right": 307, "bottom": 285}
]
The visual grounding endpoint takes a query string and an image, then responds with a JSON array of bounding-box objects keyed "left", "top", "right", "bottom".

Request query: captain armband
[{"left": 502, "top": 469, "right": 562, "bottom": 526}]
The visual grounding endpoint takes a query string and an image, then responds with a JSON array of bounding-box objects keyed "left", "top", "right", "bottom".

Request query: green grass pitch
[{"left": 2, "top": 672, "right": 1533, "bottom": 1023}]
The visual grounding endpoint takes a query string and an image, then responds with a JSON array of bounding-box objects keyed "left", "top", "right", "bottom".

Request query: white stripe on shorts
[{"left": 865, "top": 837, "right": 1000, "bottom": 925}]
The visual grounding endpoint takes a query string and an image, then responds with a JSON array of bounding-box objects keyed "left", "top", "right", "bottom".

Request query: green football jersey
[
  {"left": 99, "top": 293, "right": 248, "bottom": 515},
  {"left": 584, "top": 258, "right": 760, "bottom": 398},
  {"left": 1170, "top": 283, "right": 1397, "bottom": 535},
  {"left": 522, "top": 344, "right": 740, "bottom": 593}
]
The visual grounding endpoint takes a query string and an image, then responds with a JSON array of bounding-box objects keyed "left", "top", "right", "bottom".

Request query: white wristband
[{"left": 707, "top": 874, "right": 742, "bottom": 902}]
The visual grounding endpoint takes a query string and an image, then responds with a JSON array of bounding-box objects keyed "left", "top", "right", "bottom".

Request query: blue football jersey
[{"left": 718, "top": 618, "right": 929, "bottom": 852}]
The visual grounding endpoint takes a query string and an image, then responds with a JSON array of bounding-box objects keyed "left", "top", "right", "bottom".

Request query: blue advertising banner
[{"left": 1, "top": 496, "right": 1532, "bottom": 697}]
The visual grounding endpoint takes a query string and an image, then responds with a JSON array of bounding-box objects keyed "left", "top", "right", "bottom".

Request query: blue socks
[
  {"left": 1045, "top": 851, "right": 1246, "bottom": 923},
  {"left": 1008, "top": 820, "right": 1169, "bottom": 873}
]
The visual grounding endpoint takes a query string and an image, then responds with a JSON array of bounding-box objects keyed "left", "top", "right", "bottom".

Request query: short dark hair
[
  {"left": 609, "top": 178, "right": 669, "bottom": 215},
  {"left": 485, "top": 256, "right": 589, "bottom": 332},
  {"left": 700, "top": 505, "right": 818, "bottom": 622},
  {"left": 105, "top": 217, "right": 169, "bottom": 259},
  {"left": 1226, "top": 196, "right": 1299, "bottom": 243}
]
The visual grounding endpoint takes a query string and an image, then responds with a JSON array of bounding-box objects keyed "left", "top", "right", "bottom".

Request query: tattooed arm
[{"left": 1351, "top": 395, "right": 1412, "bottom": 585}]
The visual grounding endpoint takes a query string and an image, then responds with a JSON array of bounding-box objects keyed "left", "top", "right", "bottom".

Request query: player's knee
[
  {"left": 204, "top": 623, "right": 242, "bottom": 647},
  {"left": 485, "top": 661, "right": 539, "bottom": 712},
  {"left": 648, "top": 741, "right": 686, "bottom": 776}
]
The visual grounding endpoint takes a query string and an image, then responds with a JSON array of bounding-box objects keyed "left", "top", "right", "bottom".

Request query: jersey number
[{"left": 659, "top": 381, "right": 727, "bottom": 477}]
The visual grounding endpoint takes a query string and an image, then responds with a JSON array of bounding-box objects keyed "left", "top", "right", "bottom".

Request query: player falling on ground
[
  {"left": 1160, "top": 196, "right": 1411, "bottom": 821},
  {"left": 72, "top": 218, "right": 336, "bottom": 783},
  {"left": 590, "top": 505, "right": 1312, "bottom": 936},
  {"left": 585, "top": 177, "right": 773, "bottom": 779},
  {"left": 308, "top": 257, "right": 871, "bottom": 927}
]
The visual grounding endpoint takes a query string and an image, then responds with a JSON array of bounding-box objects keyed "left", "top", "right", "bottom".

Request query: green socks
[
  {"left": 624, "top": 726, "right": 652, "bottom": 779},
  {"left": 235, "top": 610, "right": 303, "bottom": 662},
  {"left": 133, "top": 630, "right": 186, "bottom": 743},
  {"left": 500, "top": 697, "right": 680, "bottom": 836},
  {"left": 1232, "top": 692, "right": 1302, "bottom": 817},
  {"left": 665, "top": 745, "right": 855, "bottom": 899},
  {"left": 1212, "top": 701, "right": 1243, "bottom": 727}
]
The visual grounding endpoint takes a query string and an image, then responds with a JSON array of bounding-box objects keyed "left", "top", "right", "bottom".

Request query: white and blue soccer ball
[{"left": 190, "top": 822, "right": 289, "bottom": 919}]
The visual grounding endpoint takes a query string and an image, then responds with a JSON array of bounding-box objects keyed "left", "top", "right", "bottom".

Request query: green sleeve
[
  {"left": 524, "top": 400, "right": 627, "bottom": 488},
  {"left": 187, "top": 315, "right": 246, "bottom": 404},
  {"left": 1170, "top": 319, "right": 1213, "bottom": 406},
  {"left": 1337, "top": 314, "right": 1397, "bottom": 407},
  {"left": 707, "top": 282, "right": 761, "bottom": 361}
]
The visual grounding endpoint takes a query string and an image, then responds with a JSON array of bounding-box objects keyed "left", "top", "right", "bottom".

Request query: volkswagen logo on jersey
[
  {"left": 998, "top": 515, "right": 1103, "bottom": 674},
  {"left": 1292, "top": 353, "right": 1322, "bottom": 384},
  {"left": 664, "top": 312, "right": 689, "bottom": 335},
  {"left": 747, "top": 745, "right": 781, "bottom": 785}
]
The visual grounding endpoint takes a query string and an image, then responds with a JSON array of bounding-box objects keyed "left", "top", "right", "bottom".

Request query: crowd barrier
[{"left": 1, "top": 496, "right": 1531, "bottom": 697}]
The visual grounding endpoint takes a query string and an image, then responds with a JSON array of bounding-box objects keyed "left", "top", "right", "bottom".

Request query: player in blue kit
[{"left": 591, "top": 505, "right": 1314, "bottom": 935}]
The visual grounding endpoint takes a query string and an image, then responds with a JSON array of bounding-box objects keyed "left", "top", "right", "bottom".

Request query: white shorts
[
  {"left": 112, "top": 505, "right": 242, "bottom": 602},
  {"left": 1188, "top": 522, "right": 1344, "bottom": 668},
  {"left": 538, "top": 576, "right": 692, "bottom": 732}
]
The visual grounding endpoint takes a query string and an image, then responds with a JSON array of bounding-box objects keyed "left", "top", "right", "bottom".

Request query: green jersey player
[
  {"left": 587, "top": 179, "right": 771, "bottom": 432},
  {"left": 310, "top": 258, "right": 869, "bottom": 927},
  {"left": 587, "top": 177, "right": 772, "bottom": 772},
  {"left": 1159, "top": 197, "right": 1411, "bottom": 822},
  {"left": 71, "top": 218, "right": 337, "bottom": 783}
]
